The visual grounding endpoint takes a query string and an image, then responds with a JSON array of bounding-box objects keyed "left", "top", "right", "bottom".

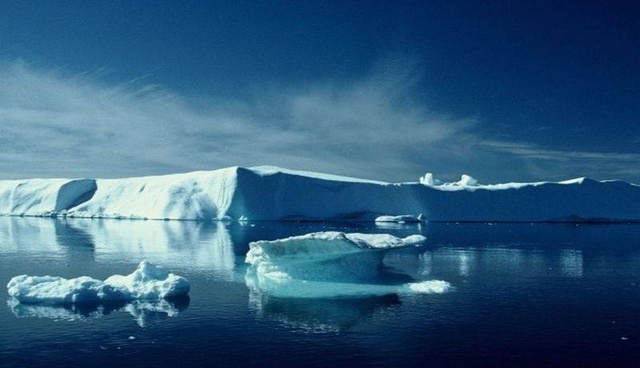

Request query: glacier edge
[{"left": 0, "top": 166, "right": 638, "bottom": 223}]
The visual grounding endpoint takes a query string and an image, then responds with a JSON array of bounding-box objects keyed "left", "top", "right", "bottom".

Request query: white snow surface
[
  {"left": 375, "top": 214, "right": 425, "bottom": 223},
  {"left": 1, "top": 165, "right": 639, "bottom": 222},
  {"left": 404, "top": 280, "right": 453, "bottom": 294},
  {"left": 7, "top": 261, "right": 190, "bottom": 304}
]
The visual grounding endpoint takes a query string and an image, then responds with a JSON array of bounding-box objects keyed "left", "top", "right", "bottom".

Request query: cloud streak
[
  {"left": 478, "top": 140, "right": 640, "bottom": 182},
  {"left": 0, "top": 59, "right": 638, "bottom": 184}
]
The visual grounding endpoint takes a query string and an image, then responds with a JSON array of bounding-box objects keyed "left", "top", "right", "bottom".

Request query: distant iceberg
[
  {"left": 375, "top": 214, "right": 425, "bottom": 223},
  {"left": 7, "top": 261, "right": 190, "bottom": 304},
  {"left": 1, "top": 165, "right": 639, "bottom": 222}
]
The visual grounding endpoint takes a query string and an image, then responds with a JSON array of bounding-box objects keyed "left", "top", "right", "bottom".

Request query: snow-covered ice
[
  {"left": 419, "top": 173, "right": 478, "bottom": 187},
  {"left": 245, "top": 231, "right": 451, "bottom": 298},
  {"left": 7, "top": 261, "right": 190, "bottom": 304},
  {"left": 375, "top": 214, "right": 425, "bottom": 223},
  {"left": 0, "top": 165, "right": 639, "bottom": 222},
  {"left": 246, "top": 231, "right": 426, "bottom": 283}
]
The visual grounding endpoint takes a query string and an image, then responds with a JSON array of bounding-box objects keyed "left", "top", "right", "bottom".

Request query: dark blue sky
[{"left": 0, "top": 1, "right": 638, "bottom": 183}]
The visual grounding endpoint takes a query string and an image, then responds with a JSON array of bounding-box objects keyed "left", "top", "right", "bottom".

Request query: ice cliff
[{"left": 0, "top": 165, "right": 639, "bottom": 222}]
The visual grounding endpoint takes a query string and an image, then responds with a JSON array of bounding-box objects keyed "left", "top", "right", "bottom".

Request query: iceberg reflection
[
  {"left": 248, "top": 289, "right": 400, "bottom": 333},
  {"left": 0, "top": 217, "right": 236, "bottom": 279},
  {"left": 70, "top": 220, "right": 236, "bottom": 278},
  {"left": 560, "top": 249, "right": 584, "bottom": 278},
  {"left": 7, "top": 297, "right": 189, "bottom": 327},
  {"left": 244, "top": 231, "right": 452, "bottom": 332},
  {"left": 0, "top": 217, "right": 65, "bottom": 255}
]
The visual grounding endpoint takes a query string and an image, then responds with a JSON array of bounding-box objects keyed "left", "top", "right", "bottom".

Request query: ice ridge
[{"left": 0, "top": 166, "right": 638, "bottom": 222}]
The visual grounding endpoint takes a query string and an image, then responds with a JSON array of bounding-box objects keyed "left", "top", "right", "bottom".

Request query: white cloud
[
  {"left": 478, "top": 140, "right": 640, "bottom": 181},
  {"left": 0, "top": 59, "right": 475, "bottom": 181},
  {"left": 0, "top": 59, "right": 638, "bottom": 184}
]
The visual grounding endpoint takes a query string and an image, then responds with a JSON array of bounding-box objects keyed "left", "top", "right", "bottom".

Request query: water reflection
[
  {"left": 248, "top": 288, "right": 400, "bottom": 333},
  {"left": 0, "top": 217, "right": 64, "bottom": 255},
  {"left": 3, "top": 217, "right": 639, "bottom": 336},
  {"left": 560, "top": 249, "right": 584, "bottom": 278},
  {"left": 54, "top": 220, "right": 95, "bottom": 264},
  {"left": 7, "top": 297, "right": 190, "bottom": 327},
  {"left": 243, "top": 240, "right": 444, "bottom": 333},
  {"left": 0, "top": 217, "right": 236, "bottom": 278},
  {"left": 423, "top": 247, "right": 557, "bottom": 279},
  {"left": 458, "top": 251, "right": 473, "bottom": 277},
  {"left": 375, "top": 221, "right": 424, "bottom": 231},
  {"left": 68, "top": 220, "right": 236, "bottom": 277}
]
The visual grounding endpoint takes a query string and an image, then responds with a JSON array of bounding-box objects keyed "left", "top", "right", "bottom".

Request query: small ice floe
[
  {"left": 402, "top": 280, "right": 453, "bottom": 294},
  {"left": 7, "top": 261, "right": 190, "bottom": 305},
  {"left": 374, "top": 214, "right": 425, "bottom": 224}
]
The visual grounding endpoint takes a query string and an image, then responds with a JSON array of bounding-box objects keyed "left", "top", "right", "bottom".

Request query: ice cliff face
[{"left": 0, "top": 166, "right": 639, "bottom": 222}]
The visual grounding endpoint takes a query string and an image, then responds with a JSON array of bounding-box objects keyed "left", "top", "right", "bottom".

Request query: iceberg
[
  {"left": 0, "top": 165, "right": 638, "bottom": 222},
  {"left": 7, "top": 261, "right": 190, "bottom": 304},
  {"left": 402, "top": 280, "right": 453, "bottom": 294},
  {"left": 375, "top": 214, "right": 425, "bottom": 223},
  {"left": 246, "top": 231, "right": 427, "bottom": 283},
  {"left": 244, "top": 231, "right": 451, "bottom": 298}
]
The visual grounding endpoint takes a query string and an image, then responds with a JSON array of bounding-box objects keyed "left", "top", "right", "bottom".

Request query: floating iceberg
[
  {"left": 375, "top": 214, "right": 425, "bottom": 223},
  {"left": 7, "top": 261, "right": 190, "bottom": 304},
  {"left": 246, "top": 231, "right": 427, "bottom": 283},
  {"left": 245, "top": 231, "right": 451, "bottom": 298},
  {"left": 402, "top": 280, "right": 453, "bottom": 294},
  {"left": 1, "top": 165, "right": 639, "bottom": 222}
]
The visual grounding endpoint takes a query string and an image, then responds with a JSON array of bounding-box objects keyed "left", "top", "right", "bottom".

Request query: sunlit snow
[
  {"left": 0, "top": 165, "right": 638, "bottom": 222},
  {"left": 7, "top": 261, "right": 190, "bottom": 304}
]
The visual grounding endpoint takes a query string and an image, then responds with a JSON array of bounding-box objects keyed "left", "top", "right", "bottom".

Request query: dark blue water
[{"left": 1, "top": 218, "right": 639, "bottom": 367}]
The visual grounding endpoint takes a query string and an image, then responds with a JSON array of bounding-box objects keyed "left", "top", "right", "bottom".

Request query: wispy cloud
[
  {"left": 0, "top": 59, "right": 475, "bottom": 181},
  {"left": 0, "top": 59, "right": 638, "bottom": 183},
  {"left": 478, "top": 140, "right": 640, "bottom": 182}
]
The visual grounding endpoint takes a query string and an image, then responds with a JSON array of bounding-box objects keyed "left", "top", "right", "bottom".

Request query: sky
[{"left": 0, "top": 1, "right": 638, "bottom": 183}]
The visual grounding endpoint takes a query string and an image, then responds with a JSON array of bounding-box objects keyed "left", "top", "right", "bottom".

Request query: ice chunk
[
  {"left": 419, "top": 173, "right": 478, "bottom": 187},
  {"left": 246, "top": 231, "right": 426, "bottom": 283},
  {"left": 245, "top": 231, "right": 451, "bottom": 299},
  {"left": 104, "top": 261, "right": 190, "bottom": 299},
  {"left": 403, "top": 280, "right": 453, "bottom": 294},
  {"left": 375, "top": 214, "right": 425, "bottom": 223},
  {"left": 7, "top": 261, "right": 190, "bottom": 304},
  {"left": 419, "top": 173, "right": 441, "bottom": 186},
  {"left": 457, "top": 174, "right": 478, "bottom": 186}
]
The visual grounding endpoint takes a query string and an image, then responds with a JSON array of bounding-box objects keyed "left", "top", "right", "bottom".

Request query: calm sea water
[{"left": 0, "top": 217, "right": 639, "bottom": 367}]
